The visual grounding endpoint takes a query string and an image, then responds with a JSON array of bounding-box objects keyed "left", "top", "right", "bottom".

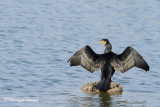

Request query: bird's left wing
[{"left": 67, "top": 45, "right": 107, "bottom": 73}]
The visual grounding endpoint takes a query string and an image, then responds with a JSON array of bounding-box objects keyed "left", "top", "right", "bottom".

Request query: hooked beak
[{"left": 99, "top": 41, "right": 106, "bottom": 45}]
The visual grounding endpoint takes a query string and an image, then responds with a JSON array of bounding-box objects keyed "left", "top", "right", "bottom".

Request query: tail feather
[{"left": 95, "top": 79, "right": 110, "bottom": 92}]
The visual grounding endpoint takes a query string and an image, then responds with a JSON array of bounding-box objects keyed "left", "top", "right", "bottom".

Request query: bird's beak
[{"left": 99, "top": 41, "right": 106, "bottom": 45}]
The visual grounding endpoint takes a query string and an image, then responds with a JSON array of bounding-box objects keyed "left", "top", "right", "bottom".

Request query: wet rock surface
[{"left": 81, "top": 81, "right": 123, "bottom": 95}]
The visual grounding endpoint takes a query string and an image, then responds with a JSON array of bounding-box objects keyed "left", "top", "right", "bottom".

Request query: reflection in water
[
  {"left": 78, "top": 91, "right": 113, "bottom": 107},
  {"left": 67, "top": 92, "right": 113, "bottom": 107},
  {"left": 98, "top": 93, "right": 112, "bottom": 107}
]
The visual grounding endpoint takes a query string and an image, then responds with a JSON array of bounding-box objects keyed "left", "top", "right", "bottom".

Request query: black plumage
[{"left": 67, "top": 39, "right": 149, "bottom": 91}]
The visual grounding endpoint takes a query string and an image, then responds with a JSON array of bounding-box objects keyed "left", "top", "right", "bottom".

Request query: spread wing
[
  {"left": 111, "top": 46, "right": 150, "bottom": 73},
  {"left": 67, "top": 45, "right": 107, "bottom": 73}
]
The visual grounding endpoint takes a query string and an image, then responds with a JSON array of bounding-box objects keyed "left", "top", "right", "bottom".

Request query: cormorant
[
  {"left": 96, "top": 39, "right": 115, "bottom": 91},
  {"left": 67, "top": 39, "right": 149, "bottom": 92}
]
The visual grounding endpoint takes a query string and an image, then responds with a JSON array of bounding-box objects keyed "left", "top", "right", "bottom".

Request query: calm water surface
[{"left": 0, "top": 0, "right": 160, "bottom": 107}]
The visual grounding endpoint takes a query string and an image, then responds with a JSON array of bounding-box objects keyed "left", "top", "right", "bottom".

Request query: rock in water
[{"left": 81, "top": 81, "right": 123, "bottom": 95}]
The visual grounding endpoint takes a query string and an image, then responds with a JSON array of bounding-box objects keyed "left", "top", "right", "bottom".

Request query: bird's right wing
[
  {"left": 67, "top": 45, "right": 107, "bottom": 73},
  {"left": 111, "top": 46, "right": 149, "bottom": 73}
]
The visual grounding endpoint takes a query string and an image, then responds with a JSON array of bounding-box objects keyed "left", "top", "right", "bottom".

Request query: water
[{"left": 0, "top": 0, "right": 160, "bottom": 106}]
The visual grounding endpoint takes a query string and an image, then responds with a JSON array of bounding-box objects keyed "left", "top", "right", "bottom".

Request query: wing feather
[
  {"left": 67, "top": 45, "right": 107, "bottom": 73},
  {"left": 111, "top": 46, "right": 149, "bottom": 73}
]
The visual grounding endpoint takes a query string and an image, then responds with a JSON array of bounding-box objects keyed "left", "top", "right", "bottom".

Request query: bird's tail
[{"left": 95, "top": 79, "right": 111, "bottom": 92}]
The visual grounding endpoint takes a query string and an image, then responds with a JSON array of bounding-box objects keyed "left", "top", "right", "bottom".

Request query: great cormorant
[{"left": 67, "top": 39, "right": 149, "bottom": 92}]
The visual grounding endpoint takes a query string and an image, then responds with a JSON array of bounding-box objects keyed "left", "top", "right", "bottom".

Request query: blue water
[{"left": 0, "top": 0, "right": 160, "bottom": 106}]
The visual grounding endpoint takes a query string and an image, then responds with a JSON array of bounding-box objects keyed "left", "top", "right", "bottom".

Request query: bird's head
[{"left": 99, "top": 39, "right": 110, "bottom": 46}]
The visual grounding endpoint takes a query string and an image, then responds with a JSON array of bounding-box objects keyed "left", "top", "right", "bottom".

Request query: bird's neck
[{"left": 104, "top": 43, "right": 112, "bottom": 53}]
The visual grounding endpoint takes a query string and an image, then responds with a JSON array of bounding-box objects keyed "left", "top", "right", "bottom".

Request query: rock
[{"left": 81, "top": 81, "right": 123, "bottom": 95}]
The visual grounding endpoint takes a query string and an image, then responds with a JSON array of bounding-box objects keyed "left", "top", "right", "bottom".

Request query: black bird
[
  {"left": 67, "top": 39, "right": 149, "bottom": 92},
  {"left": 96, "top": 39, "right": 115, "bottom": 91}
]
